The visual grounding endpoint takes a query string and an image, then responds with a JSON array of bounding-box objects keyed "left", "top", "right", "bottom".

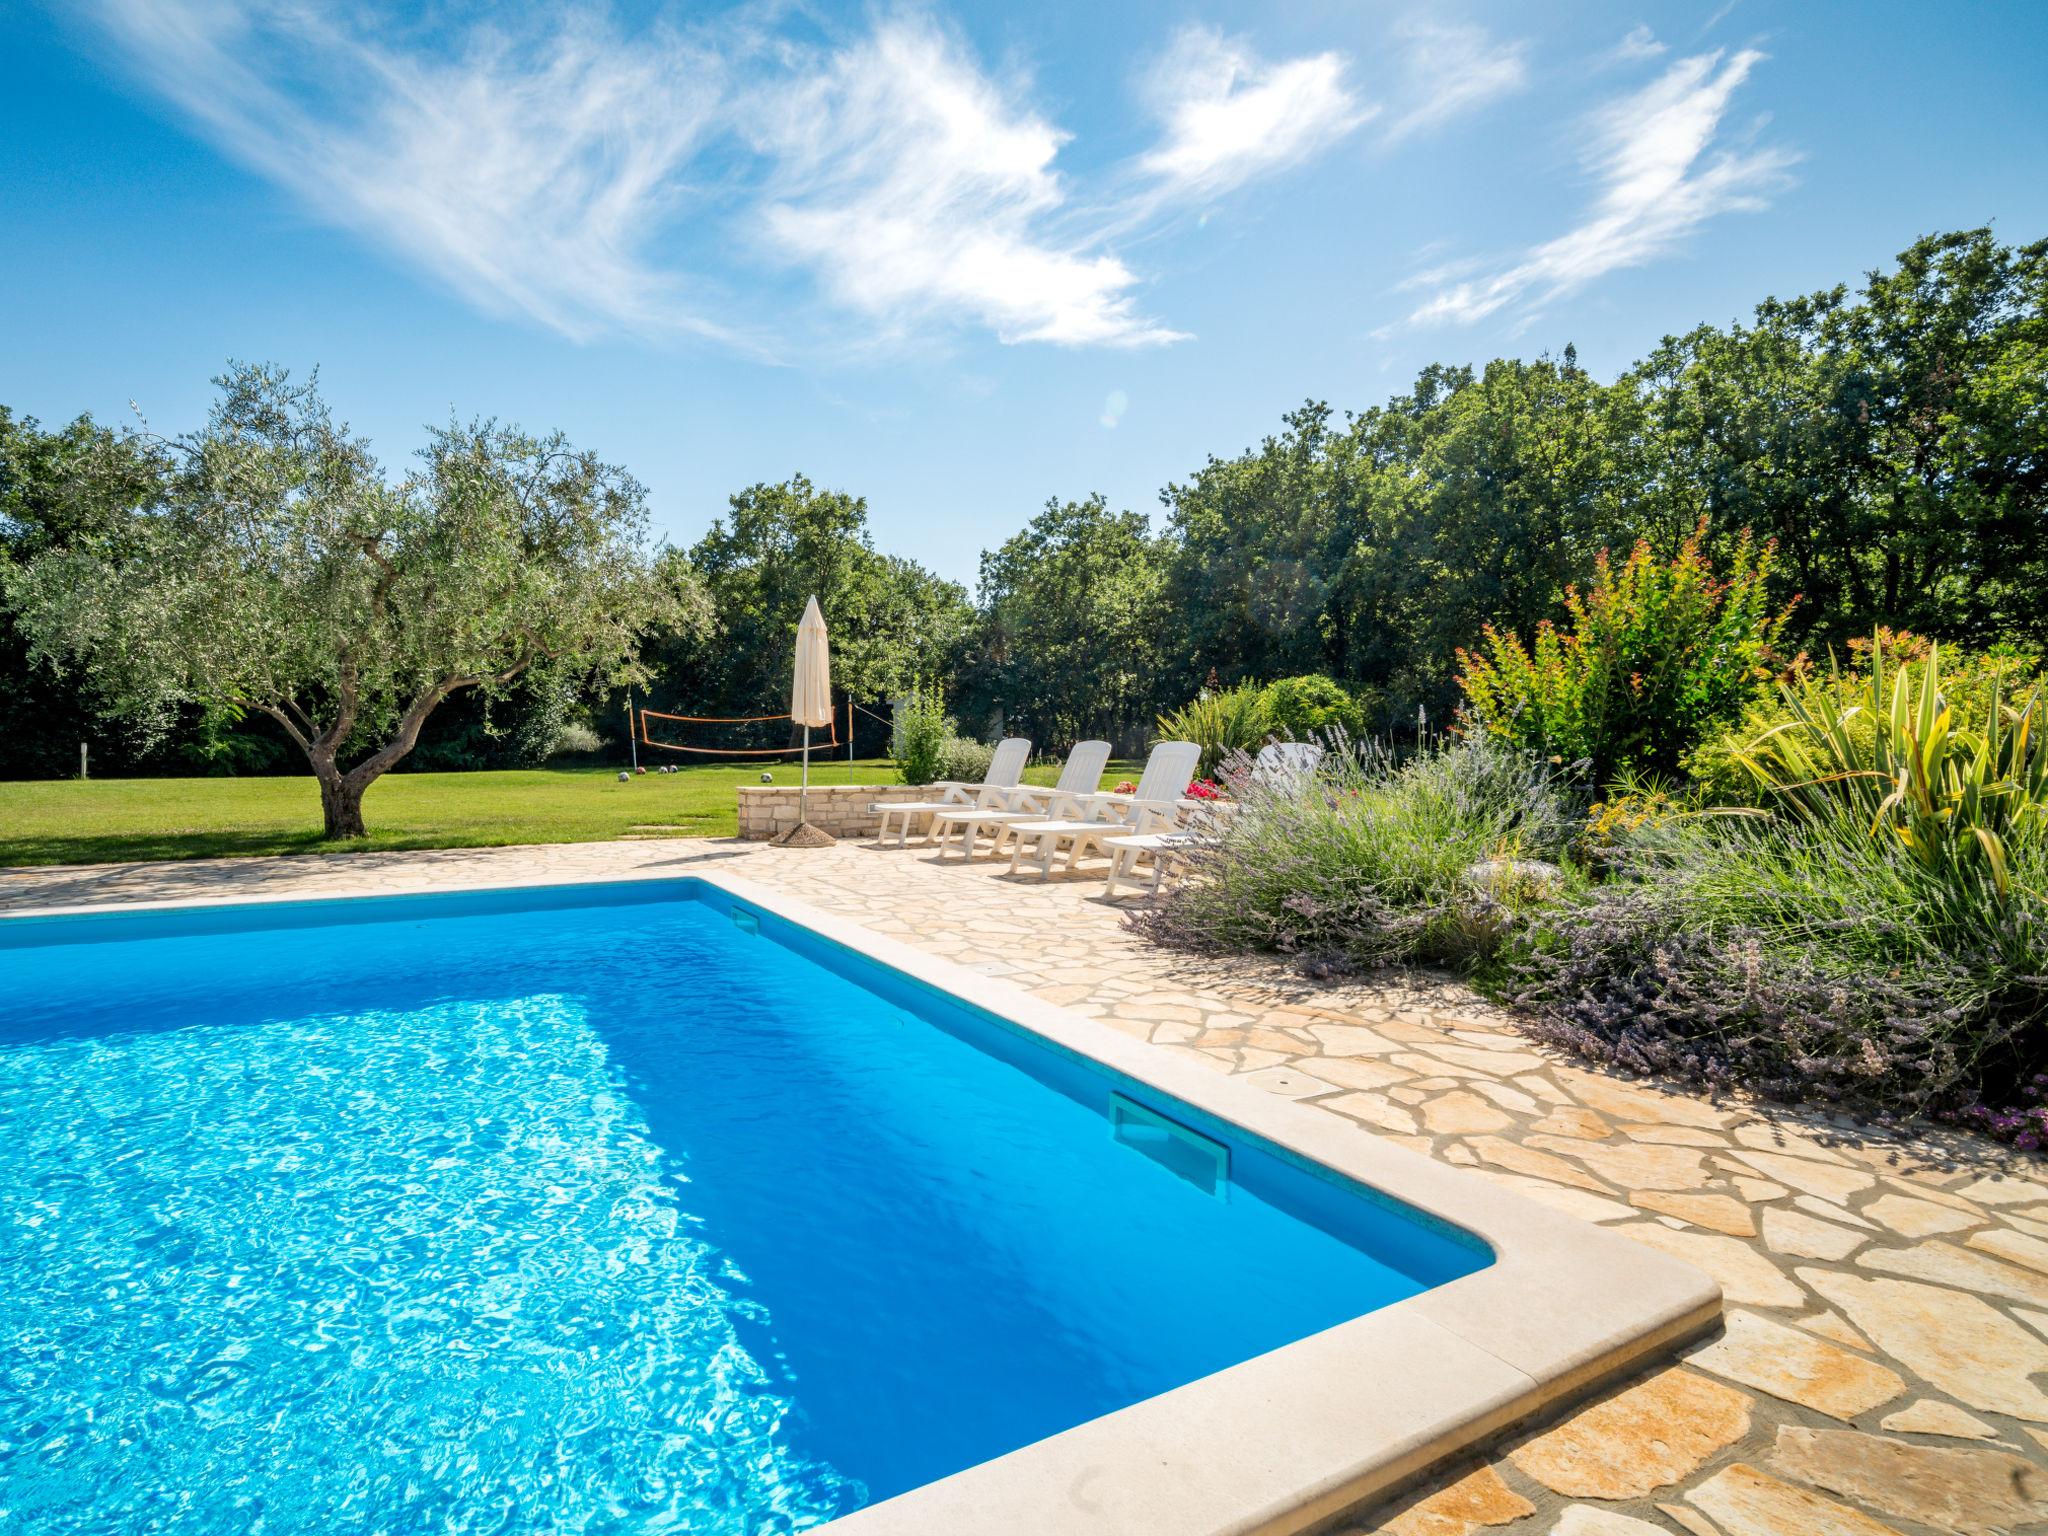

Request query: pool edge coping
[{"left": 0, "top": 861, "right": 1722, "bottom": 1535}]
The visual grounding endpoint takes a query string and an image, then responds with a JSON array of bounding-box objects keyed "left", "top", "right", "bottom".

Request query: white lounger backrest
[
  {"left": 986, "top": 737, "right": 1032, "bottom": 787},
  {"left": 1054, "top": 739, "right": 1112, "bottom": 794},
  {"left": 1252, "top": 740, "right": 1323, "bottom": 787},
  {"left": 1133, "top": 740, "right": 1202, "bottom": 803}
]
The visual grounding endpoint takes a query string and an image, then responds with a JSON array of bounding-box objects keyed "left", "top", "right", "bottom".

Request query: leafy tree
[
  {"left": 1612, "top": 229, "right": 2048, "bottom": 645},
  {"left": 1160, "top": 231, "right": 2045, "bottom": 735},
  {"left": 1160, "top": 401, "right": 1359, "bottom": 694},
  {"left": 0, "top": 407, "right": 174, "bottom": 778},
  {"left": 1831, "top": 228, "right": 2048, "bottom": 638},
  {"left": 1389, "top": 354, "right": 1615, "bottom": 708},
  {"left": 8, "top": 227, "right": 2041, "bottom": 796},
  {"left": 656, "top": 476, "right": 969, "bottom": 744},
  {"left": 5, "top": 364, "right": 701, "bottom": 836},
  {"left": 962, "top": 495, "right": 1171, "bottom": 749},
  {"left": 1161, "top": 358, "right": 1617, "bottom": 727}
]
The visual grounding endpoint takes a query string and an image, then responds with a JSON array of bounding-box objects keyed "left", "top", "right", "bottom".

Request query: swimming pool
[{"left": 0, "top": 872, "right": 1718, "bottom": 1534}]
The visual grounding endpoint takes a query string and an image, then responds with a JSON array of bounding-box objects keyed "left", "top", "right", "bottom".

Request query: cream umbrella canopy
[{"left": 781, "top": 595, "right": 835, "bottom": 846}]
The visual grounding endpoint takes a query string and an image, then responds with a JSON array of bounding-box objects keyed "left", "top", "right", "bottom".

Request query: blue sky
[{"left": 4, "top": 1, "right": 2045, "bottom": 587}]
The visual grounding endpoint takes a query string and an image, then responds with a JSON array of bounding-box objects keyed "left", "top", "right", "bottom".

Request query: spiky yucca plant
[
  {"left": 1736, "top": 638, "right": 2047, "bottom": 900},
  {"left": 1155, "top": 681, "right": 1270, "bottom": 779}
]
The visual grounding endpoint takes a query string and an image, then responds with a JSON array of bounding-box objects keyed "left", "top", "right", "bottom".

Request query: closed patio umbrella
[{"left": 779, "top": 595, "right": 835, "bottom": 847}]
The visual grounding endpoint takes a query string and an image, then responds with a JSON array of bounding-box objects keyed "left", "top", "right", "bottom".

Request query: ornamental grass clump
[
  {"left": 893, "top": 684, "right": 950, "bottom": 785},
  {"left": 1154, "top": 680, "right": 1271, "bottom": 780},
  {"left": 1130, "top": 734, "right": 1580, "bottom": 975},
  {"left": 1732, "top": 636, "right": 2047, "bottom": 902},
  {"left": 1156, "top": 674, "right": 1375, "bottom": 781},
  {"left": 1683, "top": 630, "right": 2042, "bottom": 806}
]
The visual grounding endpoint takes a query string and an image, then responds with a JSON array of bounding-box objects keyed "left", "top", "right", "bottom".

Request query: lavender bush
[
  {"left": 1129, "top": 735, "right": 1580, "bottom": 974},
  {"left": 1511, "top": 815, "right": 2048, "bottom": 1138}
]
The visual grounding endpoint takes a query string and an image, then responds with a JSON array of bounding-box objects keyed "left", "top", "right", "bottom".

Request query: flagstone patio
[{"left": 5, "top": 835, "right": 2046, "bottom": 1535}]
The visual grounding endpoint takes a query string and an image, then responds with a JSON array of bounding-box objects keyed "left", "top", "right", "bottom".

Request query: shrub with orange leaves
[{"left": 1455, "top": 520, "right": 1797, "bottom": 784}]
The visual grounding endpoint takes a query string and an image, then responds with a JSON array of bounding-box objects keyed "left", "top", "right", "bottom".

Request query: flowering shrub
[
  {"left": 1185, "top": 778, "right": 1222, "bottom": 800},
  {"left": 1955, "top": 1087, "right": 2048, "bottom": 1152},
  {"left": 1581, "top": 781, "right": 1688, "bottom": 859},
  {"left": 1456, "top": 520, "right": 1796, "bottom": 784},
  {"left": 1113, "top": 780, "right": 1136, "bottom": 795}
]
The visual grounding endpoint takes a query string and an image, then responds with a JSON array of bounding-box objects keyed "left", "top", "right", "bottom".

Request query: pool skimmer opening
[{"left": 1112, "top": 1094, "right": 1229, "bottom": 1197}]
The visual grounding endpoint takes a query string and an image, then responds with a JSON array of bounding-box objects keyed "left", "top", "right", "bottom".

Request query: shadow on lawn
[
  {"left": 0, "top": 824, "right": 734, "bottom": 874},
  {"left": 0, "top": 830, "right": 338, "bottom": 867},
  {"left": 0, "top": 838, "right": 750, "bottom": 913}
]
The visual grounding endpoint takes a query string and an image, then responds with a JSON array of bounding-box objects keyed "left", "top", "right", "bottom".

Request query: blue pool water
[{"left": 0, "top": 880, "right": 1487, "bottom": 1532}]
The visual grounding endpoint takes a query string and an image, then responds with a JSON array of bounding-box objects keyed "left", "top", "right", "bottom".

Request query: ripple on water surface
[{"left": 0, "top": 991, "right": 859, "bottom": 1534}]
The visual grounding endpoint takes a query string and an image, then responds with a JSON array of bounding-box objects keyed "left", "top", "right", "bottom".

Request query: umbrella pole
[{"left": 800, "top": 724, "right": 811, "bottom": 824}]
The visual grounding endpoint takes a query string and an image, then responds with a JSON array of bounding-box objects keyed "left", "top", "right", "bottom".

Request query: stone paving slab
[{"left": 4, "top": 835, "right": 2046, "bottom": 1535}]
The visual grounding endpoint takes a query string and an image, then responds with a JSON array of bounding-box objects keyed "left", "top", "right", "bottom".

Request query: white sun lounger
[
  {"left": 873, "top": 737, "right": 1031, "bottom": 847},
  {"left": 1005, "top": 740, "right": 1202, "bottom": 879},
  {"left": 926, "top": 739, "right": 1112, "bottom": 859},
  {"left": 1102, "top": 741, "right": 1326, "bottom": 896}
]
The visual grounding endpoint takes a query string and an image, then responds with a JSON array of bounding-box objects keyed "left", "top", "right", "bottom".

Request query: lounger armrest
[
  {"left": 1021, "top": 790, "right": 1097, "bottom": 820},
  {"left": 1061, "top": 790, "right": 1134, "bottom": 815},
  {"left": 997, "top": 785, "right": 1056, "bottom": 812}
]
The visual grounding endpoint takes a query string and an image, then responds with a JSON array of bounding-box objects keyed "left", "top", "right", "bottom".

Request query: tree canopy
[
  {"left": 650, "top": 476, "right": 969, "bottom": 743},
  {"left": 955, "top": 495, "right": 1171, "bottom": 749},
  {"left": 3, "top": 228, "right": 2041, "bottom": 794}
]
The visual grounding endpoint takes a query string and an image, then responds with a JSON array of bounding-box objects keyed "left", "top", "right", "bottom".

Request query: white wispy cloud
[
  {"left": 1404, "top": 48, "right": 1795, "bottom": 327},
  {"left": 1609, "top": 25, "right": 1668, "bottom": 64},
  {"left": 1138, "top": 26, "right": 1370, "bottom": 200},
  {"left": 1382, "top": 21, "right": 1528, "bottom": 143},
  {"left": 74, "top": 3, "right": 1371, "bottom": 352},
  {"left": 750, "top": 14, "right": 1180, "bottom": 348},
  {"left": 82, "top": 1, "right": 731, "bottom": 345}
]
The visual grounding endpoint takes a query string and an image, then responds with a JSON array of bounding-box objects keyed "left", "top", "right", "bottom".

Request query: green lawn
[{"left": 0, "top": 758, "right": 1138, "bottom": 867}]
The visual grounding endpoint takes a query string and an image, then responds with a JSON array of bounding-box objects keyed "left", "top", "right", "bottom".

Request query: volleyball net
[{"left": 636, "top": 703, "right": 847, "bottom": 757}]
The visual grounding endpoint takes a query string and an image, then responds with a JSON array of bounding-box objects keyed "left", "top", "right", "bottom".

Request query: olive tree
[{"left": 6, "top": 364, "right": 703, "bottom": 838}]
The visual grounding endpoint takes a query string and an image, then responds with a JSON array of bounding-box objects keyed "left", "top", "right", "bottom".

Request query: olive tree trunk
[
  {"left": 263, "top": 670, "right": 513, "bottom": 842},
  {"left": 315, "top": 768, "right": 369, "bottom": 840}
]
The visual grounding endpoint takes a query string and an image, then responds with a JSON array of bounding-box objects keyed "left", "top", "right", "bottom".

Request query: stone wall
[{"left": 736, "top": 784, "right": 933, "bottom": 841}]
